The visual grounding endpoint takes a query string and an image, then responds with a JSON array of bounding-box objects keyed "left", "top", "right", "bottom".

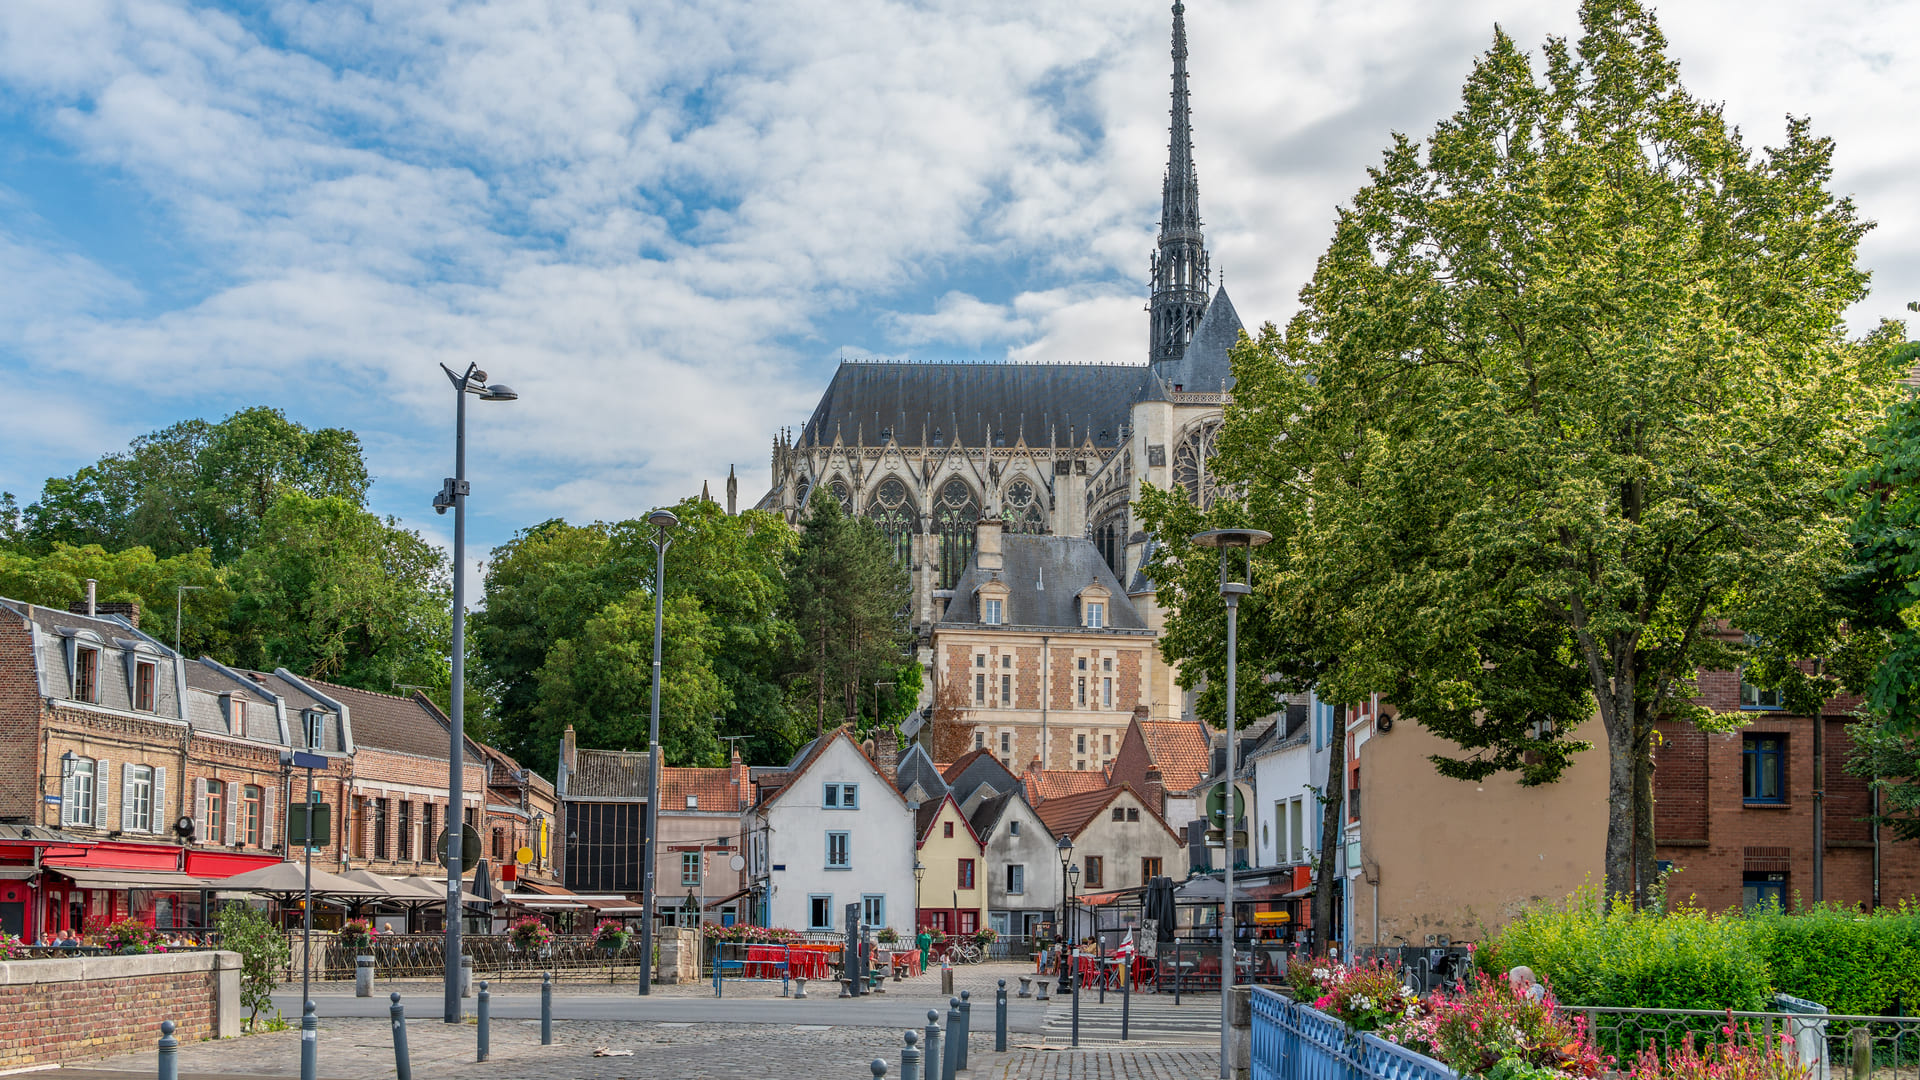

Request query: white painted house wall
[
  {"left": 983, "top": 796, "right": 1062, "bottom": 936},
  {"left": 751, "top": 736, "right": 916, "bottom": 936},
  {"left": 1253, "top": 734, "right": 1314, "bottom": 870}
]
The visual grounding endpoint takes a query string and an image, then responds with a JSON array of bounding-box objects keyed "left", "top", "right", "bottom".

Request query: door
[
  {"left": 989, "top": 912, "right": 1009, "bottom": 937},
  {"left": 0, "top": 901, "right": 24, "bottom": 938}
]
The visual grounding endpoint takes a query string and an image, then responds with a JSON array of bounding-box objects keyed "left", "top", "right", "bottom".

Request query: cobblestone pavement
[
  {"left": 299, "top": 960, "right": 1031, "bottom": 1001},
  {"left": 984, "top": 1048, "right": 1220, "bottom": 1078}
]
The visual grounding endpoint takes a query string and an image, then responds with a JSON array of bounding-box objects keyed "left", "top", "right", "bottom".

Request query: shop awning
[
  {"left": 48, "top": 867, "right": 214, "bottom": 890},
  {"left": 0, "top": 868, "right": 35, "bottom": 880}
]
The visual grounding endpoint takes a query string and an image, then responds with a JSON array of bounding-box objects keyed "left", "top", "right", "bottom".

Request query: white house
[
  {"left": 744, "top": 729, "right": 916, "bottom": 935},
  {"left": 1251, "top": 707, "right": 1315, "bottom": 871},
  {"left": 972, "top": 789, "right": 1062, "bottom": 939}
]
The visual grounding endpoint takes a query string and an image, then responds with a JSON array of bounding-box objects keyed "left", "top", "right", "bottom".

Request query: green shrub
[
  {"left": 1494, "top": 887, "right": 1772, "bottom": 1011},
  {"left": 216, "top": 903, "right": 290, "bottom": 1031},
  {"left": 1747, "top": 902, "right": 1920, "bottom": 1016}
]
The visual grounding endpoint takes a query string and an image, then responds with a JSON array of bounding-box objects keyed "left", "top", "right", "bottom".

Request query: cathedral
[{"left": 755, "top": 2, "right": 1242, "bottom": 731}]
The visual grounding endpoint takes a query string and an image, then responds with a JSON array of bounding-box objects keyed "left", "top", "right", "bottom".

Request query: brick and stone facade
[{"left": 0, "top": 951, "right": 241, "bottom": 1069}]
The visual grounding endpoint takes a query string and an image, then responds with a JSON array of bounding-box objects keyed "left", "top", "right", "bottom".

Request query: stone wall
[
  {"left": 654, "top": 927, "right": 701, "bottom": 985},
  {"left": 0, "top": 950, "right": 241, "bottom": 1069}
]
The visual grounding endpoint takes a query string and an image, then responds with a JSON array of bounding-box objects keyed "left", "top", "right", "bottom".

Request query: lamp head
[
  {"left": 1190, "top": 528, "right": 1272, "bottom": 594},
  {"left": 648, "top": 508, "right": 680, "bottom": 530},
  {"left": 1068, "top": 864, "right": 1080, "bottom": 883},
  {"left": 1057, "top": 834, "right": 1073, "bottom": 864},
  {"left": 479, "top": 384, "right": 518, "bottom": 401}
]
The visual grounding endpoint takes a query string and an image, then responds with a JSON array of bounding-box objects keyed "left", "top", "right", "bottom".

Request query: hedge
[{"left": 1746, "top": 902, "right": 1920, "bottom": 1016}]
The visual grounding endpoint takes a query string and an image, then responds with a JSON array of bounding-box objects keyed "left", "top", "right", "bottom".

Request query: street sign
[
  {"left": 286, "top": 803, "right": 332, "bottom": 846},
  {"left": 289, "top": 750, "right": 329, "bottom": 771},
  {"left": 514, "top": 846, "right": 533, "bottom": 866},
  {"left": 436, "top": 827, "right": 482, "bottom": 869},
  {"left": 1205, "top": 782, "right": 1251, "bottom": 825},
  {"left": 44, "top": 794, "right": 61, "bottom": 805}
]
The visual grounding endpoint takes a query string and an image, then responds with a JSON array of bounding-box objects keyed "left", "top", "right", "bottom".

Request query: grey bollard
[
  {"left": 956, "top": 991, "right": 971, "bottom": 1071},
  {"left": 1121, "top": 958, "right": 1131, "bottom": 1041},
  {"left": 900, "top": 1029, "right": 922, "bottom": 1080},
  {"left": 389, "top": 993, "right": 412, "bottom": 1080},
  {"left": 795, "top": 977, "right": 808, "bottom": 999},
  {"left": 476, "top": 981, "right": 490, "bottom": 1062},
  {"left": 1036, "top": 978, "right": 1050, "bottom": 1001},
  {"left": 871, "top": 1059, "right": 888, "bottom": 1078},
  {"left": 355, "top": 955, "right": 375, "bottom": 997},
  {"left": 940, "top": 965, "right": 954, "bottom": 996},
  {"left": 996, "top": 979, "right": 1008, "bottom": 1052},
  {"left": 459, "top": 955, "right": 473, "bottom": 998},
  {"left": 299, "top": 1001, "right": 317, "bottom": 1080},
  {"left": 1017, "top": 974, "right": 1032, "bottom": 998},
  {"left": 158, "top": 1020, "right": 178, "bottom": 1080},
  {"left": 923, "top": 1010, "right": 944, "bottom": 1080},
  {"left": 540, "top": 972, "right": 553, "bottom": 1046},
  {"left": 944, "top": 997, "right": 962, "bottom": 1080}
]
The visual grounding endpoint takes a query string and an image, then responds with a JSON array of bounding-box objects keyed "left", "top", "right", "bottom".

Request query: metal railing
[
  {"left": 285, "top": 933, "right": 648, "bottom": 981},
  {"left": 1575, "top": 1002, "right": 1920, "bottom": 1079},
  {"left": 1252, "top": 987, "right": 1456, "bottom": 1080}
]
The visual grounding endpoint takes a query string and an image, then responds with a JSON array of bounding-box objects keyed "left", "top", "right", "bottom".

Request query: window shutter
[
  {"left": 151, "top": 767, "right": 167, "bottom": 832},
  {"left": 121, "top": 762, "right": 136, "bottom": 832},
  {"left": 225, "top": 781, "right": 240, "bottom": 844},
  {"left": 262, "top": 785, "right": 276, "bottom": 851},
  {"left": 94, "top": 758, "right": 110, "bottom": 828},
  {"left": 194, "top": 782, "right": 208, "bottom": 845},
  {"left": 61, "top": 766, "right": 77, "bottom": 826}
]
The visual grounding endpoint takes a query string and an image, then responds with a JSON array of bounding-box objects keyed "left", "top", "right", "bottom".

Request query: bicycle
[{"left": 952, "top": 940, "right": 985, "bottom": 965}]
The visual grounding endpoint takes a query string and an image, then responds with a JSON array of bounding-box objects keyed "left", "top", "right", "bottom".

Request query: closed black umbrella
[{"left": 1146, "top": 876, "right": 1178, "bottom": 942}]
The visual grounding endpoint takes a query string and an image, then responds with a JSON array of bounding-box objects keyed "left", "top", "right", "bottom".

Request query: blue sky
[{"left": 1, "top": 0, "right": 1915, "bottom": 590}]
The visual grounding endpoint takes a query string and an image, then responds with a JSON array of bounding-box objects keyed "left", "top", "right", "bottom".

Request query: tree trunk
[
  {"left": 1633, "top": 716, "right": 1658, "bottom": 908},
  {"left": 1602, "top": 700, "right": 1636, "bottom": 904},
  {"left": 1312, "top": 702, "right": 1346, "bottom": 958}
]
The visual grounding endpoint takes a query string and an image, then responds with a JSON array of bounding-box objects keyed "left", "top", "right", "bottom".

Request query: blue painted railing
[{"left": 1251, "top": 987, "right": 1457, "bottom": 1080}]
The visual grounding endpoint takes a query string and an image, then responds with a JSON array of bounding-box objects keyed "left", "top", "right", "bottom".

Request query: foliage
[
  {"left": 781, "top": 498, "right": 912, "bottom": 741},
  {"left": 700, "top": 923, "right": 805, "bottom": 944},
  {"left": 1846, "top": 724, "right": 1920, "bottom": 842},
  {"left": 1492, "top": 888, "right": 1772, "bottom": 1011},
  {"left": 1217, "top": 0, "right": 1899, "bottom": 904},
  {"left": 533, "top": 591, "right": 727, "bottom": 764},
  {"left": 339, "top": 918, "right": 375, "bottom": 949},
  {"left": 876, "top": 927, "right": 899, "bottom": 944},
  {"left": 1624, "top": 1020, "right": 1808, "bottom": 1080},
  {"left": 1391, "top": 971, "right": 1607, "bottom": 1079},
  {"left": 0, "top": 543, "right": 232, "bottom": 656},
  {"left": 591, "top": 919, "right": 632, "bottom": 952},
  {"left": 1745, "top": 902, "right": 1920, "bottom": 1017},
  {"left": 509, "top": 916, "right": 554, "bottom": 951},
  {"left": 103, "top": 918, "right": 164, "bottom": 954},
  {"left": 20, "top": 408, "right": 368, "bottom": 561},
  {"left": 226, "top": 493, "right": 452, "bottom": 691},
  {"left": 217, "top": 903, "right": 290, "bottom": 1030},
  {"left": 0, "top": 931, "right": 22, "bottom": 960},
  {"left": 1288, "top": 959, "right": 1421, "bottom": 1033}
]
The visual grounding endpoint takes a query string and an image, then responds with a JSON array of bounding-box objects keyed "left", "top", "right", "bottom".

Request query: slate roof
[
  {"left": 967, "top": 789, "right": 1046, "bottom": 842},
  {"left": 941, "top": 534, "right": 1149, "bottom": 630},
  {"left": 941, "top": 749, "right": 1020, "bottom": 806},
  {"left": 893, "top": 743, "right": 950, "bottom": 805},
  {"left": 1138, "top": 720, "right": 1215, "bottom": 793},
  {"left": 1022, "top": 768, "right": 1108, "bottom": 804},
  {"left": 799, "top": 361, "right": 1149, "bottom": 450},
  {"left": 567, "top": 747, "right": 652, "bottom": 800},
  {"left": 304, "top": 678, "right": 468, "bottom": 761},
  {"left": 1152, "top": 287, "right": 1244, "bottom": 395}
]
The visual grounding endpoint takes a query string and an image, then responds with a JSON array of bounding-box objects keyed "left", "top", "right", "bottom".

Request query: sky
[{"left": 1, "top": 0, "right": 1915, "bottom": 592}]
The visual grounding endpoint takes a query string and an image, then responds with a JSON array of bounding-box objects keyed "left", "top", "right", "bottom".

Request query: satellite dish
[{"left": 730, "top": 854, "right": 746, "bottom": 872}]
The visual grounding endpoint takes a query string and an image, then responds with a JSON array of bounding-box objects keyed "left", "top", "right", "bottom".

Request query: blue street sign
[
  {"left": 44, "top": 794, "right": 61, "bottom": 805},
  {"left": 290, "top": 751, "right": 329, "bottom": 771}
]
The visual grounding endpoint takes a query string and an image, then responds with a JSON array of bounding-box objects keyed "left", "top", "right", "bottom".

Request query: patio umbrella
[
  {"left": 212, "top": 860, "right": 389, "bottom": 902},
  {"left": 1145, "top": 876, "right": 1178, "bottom": 942},
  {"left": 1173, "top": 876, "right": 1255, "bottom": 903},
  {"left": 338, "top": 868, "right": 404, "bottom": 898}
]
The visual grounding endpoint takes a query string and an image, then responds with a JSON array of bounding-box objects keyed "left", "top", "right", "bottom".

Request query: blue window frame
[
  {"left": 1742, "top": 735, "right": 1786, "bottom": 803},
  {"left": 823, "top": 783, "right": 859, "bottom": 809},
  {"left": 862, "top": 894, "right": 886, "bottom": 929},
  {"left": 1743, "top": 872, "right": 1786, "bottom": 911},
  {"left": 826, "top": 830, "right": 851, "bottom": 869}
]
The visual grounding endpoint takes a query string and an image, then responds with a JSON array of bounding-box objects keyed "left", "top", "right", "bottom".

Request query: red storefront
[{"left": 0, "top": 824, "right": 278, "bottom": 942}]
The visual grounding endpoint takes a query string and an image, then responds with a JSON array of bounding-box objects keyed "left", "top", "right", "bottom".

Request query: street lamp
[
  {"left": 638, "top": 507, "right": 679, "bottom": 997},
  {"left": 913, "top": 859, "right": 926, "bottom": 938},
  {"left": 1190, "top": 526, "right": 1272, "bottom": 1079},
  {"left": 1066, "top": 864, "right": 1081, "bottom": 956},
  {"left": 1055, "top": 834, "right": 1073, "bottom": 973},
  {"left": 434, "top": 361, "right": 518, "bottom": 1023}
]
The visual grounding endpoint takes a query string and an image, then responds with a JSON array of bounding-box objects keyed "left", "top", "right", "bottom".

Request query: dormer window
[
  {"left": 982, "top": 598, "right": 1003, "bottom": 625},
  {"left": 73, "top": 646, "right": 100, "bottom": 703},
  {"left": 305, "top": 711, "right": 325, "bottom": 750},
  {"left": 134, "top": 660, "right": 157, "bottom": 711}
]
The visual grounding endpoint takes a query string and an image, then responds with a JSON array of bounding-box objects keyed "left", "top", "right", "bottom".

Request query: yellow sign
[
  {"left": 1253, "top": 911, "right": 1291, "bottom": 924},
  {"left": 515, "top": 846, "right": 534, "bottom": 866}
]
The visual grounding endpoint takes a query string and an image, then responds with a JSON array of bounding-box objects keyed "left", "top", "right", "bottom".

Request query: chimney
[
  {"left": 1144, "top": 764, "right": 1166, "bottom": 817},
  {"left": 85, "top": 579, "right": 97, "bottom": 616},
  {"left": 562, "top": 724, "right": 577, "bottom": 775},
  {"left": 69, "top": 598, "right": 141, "bottom": 627},
  {"left": 975, "top": 518, "right": 1005, "bottom": 572}
]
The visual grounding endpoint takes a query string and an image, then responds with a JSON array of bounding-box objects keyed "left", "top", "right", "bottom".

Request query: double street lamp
[
  {"left": 1191, "top": 527, "right": 1271, "bottom": 1080},
  {"left": 434, "top": 362, "right": 517, "bottom": 1023},
  {"left": 638, "top": 508, "right": 679, "bottom": 996}
]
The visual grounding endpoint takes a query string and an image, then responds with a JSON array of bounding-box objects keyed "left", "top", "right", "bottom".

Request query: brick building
[
  {"left": 929, "top": 522, "right": 1162, "bottom": 773},
  {"left": 1653, "top": 661, "right": 1920, "bottom": 911}
]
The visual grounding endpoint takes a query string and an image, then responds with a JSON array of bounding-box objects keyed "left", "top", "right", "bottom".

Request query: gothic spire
[{"left": 1149, "top": 0, "right": 1211, "bottom": 372}]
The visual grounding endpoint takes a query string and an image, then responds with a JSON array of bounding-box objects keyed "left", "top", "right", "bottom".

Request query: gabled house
[
  {"left": 969, "top": 788, "right": 1060, "bottom": 939},
  {"left": 554, "top": 725, "right": 649, "bottom": 895},
  {"left": 744, "top": 729, "right": 914, "bottom": 934},
  {"left": 1108, "top": 716, "right": 1215, "bottom": 831},
  {"left": 1021, "top": 760, "right": 1108, "bottom": 804},
  {"left": 1036, "top": 784, "right": 1186, "bottom": 902},
  {"left": 941, "top": 748, "right": 1021, "bottom": 815},
  {"left": 656, "top": 750, "right": 751, "bottom": 927},
  {"left": 914, "top": 791, "right": 988, "bottom": 935}
]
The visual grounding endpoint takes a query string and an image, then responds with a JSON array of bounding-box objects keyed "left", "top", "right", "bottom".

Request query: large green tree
[
  {"left": 1245, "top": 0, "right": 1898, "bottom": 904},
  {"left": 782, "top": 498, "right": 912, "bottom": 741},
  {"left": 0, "top": 543, "right": 232, "bottom": 656}
]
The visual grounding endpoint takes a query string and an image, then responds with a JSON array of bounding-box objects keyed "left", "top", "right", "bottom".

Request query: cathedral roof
[
  {"left": 1153, "top": 286, "right": 1244, "bottom": 394},
  {"left": 799, "top": 361, "right": 1146, "bottom": 450},
  {"left": 941, "top": 534, "right": 1149, "bottom": 631}
]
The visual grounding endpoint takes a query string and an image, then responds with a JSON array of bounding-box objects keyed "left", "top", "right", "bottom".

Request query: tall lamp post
[
  {"left": 638, "top": 508, "right": 679, "bottom": 996},
  {"left": 1191, "top": 527, "right": 1271, "bottom": 1079},
  {"left": 1055, "top": 835, "right": 1073, "bottom": 979},
  {"left": 432, "top": 362, "right": 518, "bottom": 1023}
]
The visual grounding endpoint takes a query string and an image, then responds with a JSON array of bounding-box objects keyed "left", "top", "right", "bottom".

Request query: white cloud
[{"left": 0, "top": 0, "right": 1913, "bottom": 550}]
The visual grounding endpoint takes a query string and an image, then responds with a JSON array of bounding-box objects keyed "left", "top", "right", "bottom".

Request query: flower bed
[{"left": 700, "top": 924, "right": 806, "bottom": 945}]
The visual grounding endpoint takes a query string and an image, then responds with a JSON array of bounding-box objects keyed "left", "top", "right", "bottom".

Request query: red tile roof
[
  {"left": 660, "top": 762, "right": 750, "bottom": 813},
  {"left": 1033, "top": 785, "right": 1128, "bottom": 838},
  {"left": 1137, "top": 720, "right": 1213, "bottom": 792},
  {"left": 1023, "top": 768, "right": 1108, "bottom": 804}
]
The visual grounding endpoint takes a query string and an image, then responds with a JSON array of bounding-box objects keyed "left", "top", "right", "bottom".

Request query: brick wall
[
  {"left": 0, "top": 614, "right": 40, "bottom": 821},
  {"left": 0, "top": 951, "right": 239, "bottom": 1069},
  {"left": 1653, "top": 724, "right": 1708, "bottom": 844}
]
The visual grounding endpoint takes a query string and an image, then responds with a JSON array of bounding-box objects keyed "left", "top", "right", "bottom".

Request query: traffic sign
[
  {"left": 437, "top": 827, "right": 482, "bottom": 869},
  {"left": 286, "top": 802, "right": 332, "bottom": 846}
]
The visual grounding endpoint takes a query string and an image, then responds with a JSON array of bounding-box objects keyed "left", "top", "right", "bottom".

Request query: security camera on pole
[
  {"left": 432, "top": 362, "right": 518, "bottom": 1023},
  {"left": 1190, "top": 527, "right": 1271, "bottom": 1080}
]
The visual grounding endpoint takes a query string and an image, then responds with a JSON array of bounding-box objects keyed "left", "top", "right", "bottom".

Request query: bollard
[
  {"left": 941, "top": 964, "right": 954, "bottom": 997},
  {"left": 299, "top": 1001, "right": 318, "bottom": 1080},
  {"left": 923, "top": 1010, "right": 944, "bottom": 1080},
  {"left": 356, "top": 954, "right": 375, "bottom": 997},
  {"left": 956, "top": 990, "right": 971, "bottom": 1071},
  {"left": 944, "top": 997, "right": 962, "bottom": 1080},
  {"left": 996, "top": 979, "right": 1008, "bottom": 1052},
  {"left": 1174, "top": 940, "right": 1182, "bottom": 1006},
  {"left": 389, "top": 993, "right": 412, "bottom": 1080},
  {"left": 1852, "top": 1028, "right": 1872, "bottom": 1080},
  {"left": 1018, "top": 974, "right": 1032, "bottom": 999},
  {"left": 871, "top": 1059, "right": 888, "bottom": 1078},
  {"left": 459, "top": 955, "right": 474, "bottom": 999},
  {"left": 796, "top": 977, "right": 809, "bottom": 999},
  {"left": 476, "top": 981, "right": 490, "bottom": 1062},
  {"left": 900, "top": 1029, "right": 922, "bottom": 1080},
  {"left": 540, "top": 972, "right": 553, "bottom": 1046},
  {"left": 1121, "top": 957, "right": 1131, "bottom": 1041},
  {"left": 1036, "top": 977, "right": 1051, "bottom": 1002},
  {"left": 1070, "top": 971, "right": 1080, "bottom": 1048},
  {"left": 157, "top": 1019, "right": 178, "bottom": 1080}
]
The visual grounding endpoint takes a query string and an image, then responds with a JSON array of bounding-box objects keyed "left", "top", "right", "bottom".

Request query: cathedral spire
[{"left": 1149, "top": 0, "right": 1211, "bottom": 371}]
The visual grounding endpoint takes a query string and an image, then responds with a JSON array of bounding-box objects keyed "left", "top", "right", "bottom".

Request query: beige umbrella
[
  {"left": 212, "top": 860, "right": 389, "bottom": 903},
  {"left": 338, "top": 868, "right": 404, "bottom": 898},
  {"left": 396, "top": 875, "right": 491, "bottom": 906}
]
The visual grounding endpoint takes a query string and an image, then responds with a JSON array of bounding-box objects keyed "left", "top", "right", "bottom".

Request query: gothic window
[
  {"left": 933, "top": 479, "right": 980, "bottom": 589},
  {"left": 866, "top": 476, "right": 917, "bottom": 565},
  {"left": 795, "top": 476, "right": 812, "bottom": 509},
  {"left": 1174, "top": 419, "right": 1224, "bottom": 508},
  {"left": 1093, "top": 513, "right": 1126, "bottom": 580},
  {"left": 827, "top": 476, "right": 852, "bottom": 512},
  {"left": 1004, "top": 478, "right": 1046, "bottom": 534}
]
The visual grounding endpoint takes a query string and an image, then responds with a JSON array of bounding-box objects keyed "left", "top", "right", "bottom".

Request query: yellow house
[{"left": 914, "top": 792, "right": 988, "bottom": 936}]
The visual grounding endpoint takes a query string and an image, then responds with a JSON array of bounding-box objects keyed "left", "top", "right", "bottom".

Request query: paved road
[{"left": 1040, "top": 990, "right": 1222, "bottom": 1045}]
